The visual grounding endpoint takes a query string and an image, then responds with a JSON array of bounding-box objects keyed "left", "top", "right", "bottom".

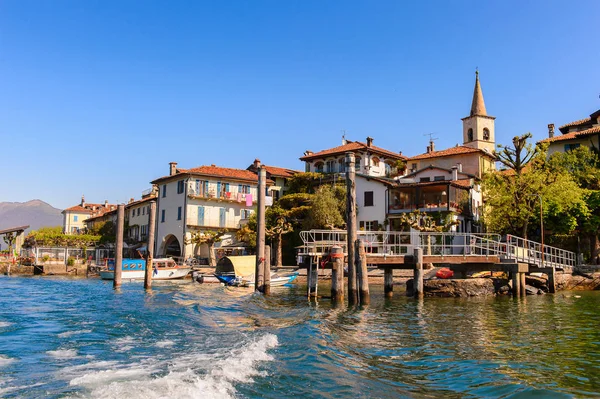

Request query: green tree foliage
[
  {"left": 24, "top": 226, "right": 100, "bottom": 248},
  {"left": 186, "top": 230, "right": 228, "bottom": 266},
  {"left": 89, "top": 221, "right": 117, "bottom": 245},
  {"left": 483, "top": 138, "right": 588, "bottom": 239},
  {"left": 304, "top": 185, "right": 345, "bottom": 230},
  {"left": 3, "top": 232, "right": 16, "bottom": 255},
  {"left": 285, "top": 172, "right": 323, "bottom": 194},
  {"left": 547, "top": 146, "right": 600, "bottom": 262}
]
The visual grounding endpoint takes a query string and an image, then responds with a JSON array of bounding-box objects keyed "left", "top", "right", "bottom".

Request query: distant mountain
[{"left": 0, "top": 200, "right": 62, "bottom": 234}]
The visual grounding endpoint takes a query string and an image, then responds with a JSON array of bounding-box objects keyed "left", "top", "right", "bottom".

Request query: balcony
[
  {"left": 388, "top": 185, "right": 470, "bottom": 215},
  {"left": 186, "top": 216, "right": 243, "bottom": 229},
  {"left": 187, "top": 183, "right": 256, "bottom": 205}
]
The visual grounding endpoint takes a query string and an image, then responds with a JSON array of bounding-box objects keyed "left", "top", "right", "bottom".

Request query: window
[
  {"left": 131, "top": 210, "right": 135, "bottom": 218},
  {"left": 434, "top": 176, "right": 445, "bottom": 181},
  {"left": 177, "top": 180, "right": 184, "bottom": 194},
  {"left": 162, "top": 184, "right": 167, "bottom": 198},
  {"left": 238, "top": 184, "right": 250, "bottom": 194},
  {"left": 315, "top": 162, "right": 324, "bottom": 173},
  {"left": 564, "top": 143, "right": 581, "bottom": 151},
  {"left": 355, "top": 157, "right": 361, "bottom": 172},
  {"left": 364, "top": 191, "right": 374, "bottom": 207},
  {"left": 142, "top": 207, "right": 145, "bottom": 215},
  {"left": 420, "top": 177, "right": 431, "bottom": 182},
  {"left": 161, "top": 209, "right": 165, "bottom": 223},
  {"left": 197, "top": 206, "right": 205, "bottom": 225},
  {"left": 411, "top": 163, "right": 417, "bottom": 172},
  {"left": 241, "top": 209, "right": 252, "bottom": 219},
  {"left": 177, "top": 206, "right": 182, "bottom": 220},
  {"left": 326, "top": 160, "right": 335, "bottom": 173},
  {"left": 372, "top": 157, "right": 380, "bottom": 167},
  {"left": 74, "top": 215, "right": 78, "bottom": 222},
  {"left": 137, "top": 208, "right": 140, "bottom": 216},
  {"left": 338, "top": 158, "right": 345, "bottom": 173},
  {"left": 360, "top": 221, "right": 377, "bottom": 231},
  {"left": 483, "top": 128, "right": 490, "bottom": 141},
  {"left": 467, "top": 128, "right": 474, "bottom": 142}
]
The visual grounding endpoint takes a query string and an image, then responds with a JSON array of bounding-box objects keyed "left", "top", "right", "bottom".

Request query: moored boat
[
  {"left": 214, "top": 255, "right": 298, "bottom": 287},
  {"left": 99, "top": 258, "right": 192, "bottom": 281}
]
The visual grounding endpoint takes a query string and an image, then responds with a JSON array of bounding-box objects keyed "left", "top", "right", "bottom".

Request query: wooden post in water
[
  {"left": 547, "top": 267, "right": 556, "bottom": 293},
  {"left": 144, "top": 201, "right": 156, "bottom": 290},
  {"left": 345, "top": 152, "right": 358, "bottom": 305},
  {"left": 355, "top": 240, "right": 370, "bottom": 304},
  {"left": 255, "top": 164, "right": 266, "bottom": 293},
  {"left": 520, "top": 272, "right": 527, "bottom": 297},
  {"left": 413, "top": 247, "right": 424, "bottom": 299},
  {"left": 512, "top": 271, "right": 520, "bottom": 297},
  {"left": 113, "top": 204, "right": 125, "bottom": 289},
  {"left": 264, "top": 244, "right": 271, "bottom": 295},
  {"left": 330, "top": 245, "right": 344, "bottom": 303},
  {"left": 384, "top": 268, "right": 394, "bottom": 297}
]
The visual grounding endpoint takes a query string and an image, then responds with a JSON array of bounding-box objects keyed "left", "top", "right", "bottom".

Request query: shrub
[{"left": 67, "top": 257, "right": 75, "bottom": 266}]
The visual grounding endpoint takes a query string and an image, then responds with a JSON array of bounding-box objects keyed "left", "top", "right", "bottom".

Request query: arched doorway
[{"left": 162, "top": 234, "right": 182, "bottom": 257}]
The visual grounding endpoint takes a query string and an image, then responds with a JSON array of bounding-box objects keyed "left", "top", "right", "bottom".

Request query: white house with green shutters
[{"left": 150, "top": 161, "right": 272, "bottom": 261}]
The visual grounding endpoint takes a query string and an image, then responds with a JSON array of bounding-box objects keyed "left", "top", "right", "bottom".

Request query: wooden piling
[
  {"left": 264, "top": 244, "right": 271, "bottom": 296},
  {"left": 308, "top": 257, "right": 318, "bottom": 297},
  {"left": 512, "top": 271, "right": 520, "bottom": 297},
  {"left": 345, "top": 152, "right": 358, "bottom": 305},
  {"left": 355, "top": 240, "right": 370, "bottom": 304},
  {"left": 413, "top": 247, "right": 424, "bottom": 299},
  {"left": 113, "top": 204, "right": 125, "bottom": 289},
  {"left": 330, "top": 246, "right": 344, "bottom": 303},
  {"left": 255, "top": 165, "right": 266, "bottom": 292},
  {"left": 144, "top": 201, "right": 156, "bottom": 290},
  {"left": 547, "top": 267, "right": 556, "bottom": 293},
  {"left": 520, "top": 272, "right": 527, "bottom": 297},
  {"left": 384, "top": 268, "right": 393, "bottom": 297}
]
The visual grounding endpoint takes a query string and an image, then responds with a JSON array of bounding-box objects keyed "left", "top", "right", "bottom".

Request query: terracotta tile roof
[
  {"left": 452, "top": 179, "right": 475, "bottom": 189},
  {"left": 300, "top": 140, "right": 406, "bottom": 161},
  {"left": 126, "top": 196, "right": 156, "bottom": 209},
  {"left": 85, "top": 209, "right": 117, "bottom": 222},
  {"left": 408, "top": 145, "right": 493, "bottom": 161},
  {"left": 538, "top": 126, "right": 600, "bottom": 144},
  {"left": 63, "top": 205, "right": 93, "bottom": 213},
  {"left": 63, "top": 203, "right": 117, "bottom": 214},
  {"left": 558, "top": 117, "right": 592, "bottom": 132},
  {"left": 153, "top": 165, "right": 274, "bottom": 184},
  {"left": 263, "top": 165, "right": 299, "bottom": 178}
]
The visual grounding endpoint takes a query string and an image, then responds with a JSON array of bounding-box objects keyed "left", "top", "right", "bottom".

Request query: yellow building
[
  {"left": 62, "top": 196, "right": 116, "bottom": 234},
  {"left": 538, "top": 109, "right": 600, "bottom": 156}
]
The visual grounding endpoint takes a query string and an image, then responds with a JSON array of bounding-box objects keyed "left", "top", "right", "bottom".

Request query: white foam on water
[
  {"left": 67, "top": 333, "right": 278, "bottom": 399},
  {"left": 0, "top": 355, "right": 15, "bottom": 367},
  {"left": 154, "top": 340, "right": 175, "bottom": 348},
  {"left": 0, "top": 321, "right": 13, "bottom": 328},
  {"left": 112, "top": 336, "right": 136, "bottom": 352},
  {"left": 47, "top": 349, "right": 79, "bottom": 359},
  {"left": 58, "top": 329, "right": 92, "bottom": 338}
]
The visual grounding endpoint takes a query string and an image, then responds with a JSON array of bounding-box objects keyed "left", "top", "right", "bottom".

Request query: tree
[
  {"left": 304, "top": 185, "right": 345, "bottom": 230},
  {"left": 186, "top": 230, "right": 229, "bottom": 266},
  {"left": 3, "top": 232, "right": 16, "bottom": 257},
  {"left": 24, "top": 226, "right": 100, "bottom": 249},
  {"left": 483, "top": 139, "right": 587, "bottom": 239},
  {"left": 266, "top": 206, "right": 293, "bottom": 267},
  {"left": 547, "top": 146, "right": 600, "bottom": 262}
]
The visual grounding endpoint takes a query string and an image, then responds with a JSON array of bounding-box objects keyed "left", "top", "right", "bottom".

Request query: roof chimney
[
  {"left": 426, "top": 145, "right": 431, "bottom": 153},
  {"left": 548, "top": 123, "right": 555, "bottom": 138},
  {"left": 366, "top": 136, "right": 373, "bottom": 148},
  {"left": 304, "top": 150, "right": 313, "bottom": 156},
  {"left": 457, "top": 163, "right": 463, "bottom": 173},
  {"left": 169, "top": 162, "right": 178, "bottom": 176},
  {"left": 253, "top": 158, "right": 261, "bottom": 169},
  {"left": 451, "top": 166, "right": 458, "bottom": 181},
  {"left": 129, "top": 198, "right": 135, "bottom": 204},
  {"left": 429, "top": 139, "right": 435, "bottom": 153},
  {"left": 104, "top": 200, "right": 109, "bottom": 208},
  {"left": 81, "top": 195, "right": 85, "bottom": 207}
]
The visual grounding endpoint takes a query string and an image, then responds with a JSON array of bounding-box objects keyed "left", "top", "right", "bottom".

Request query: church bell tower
[{"left": 462, "top": 71, "right": 495, "bottom": 153}]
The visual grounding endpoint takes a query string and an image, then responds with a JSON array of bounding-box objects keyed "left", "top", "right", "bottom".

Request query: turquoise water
[{"left": 0, "top": 276, "right": 598, "bottom": 398}]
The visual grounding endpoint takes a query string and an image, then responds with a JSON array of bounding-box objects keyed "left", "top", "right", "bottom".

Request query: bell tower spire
[
  {"left": 462, "top": 70, "right": 495, "bottom": 153},
  {"left": 470, "top": 70, "right": 487, "bottom": 116}
]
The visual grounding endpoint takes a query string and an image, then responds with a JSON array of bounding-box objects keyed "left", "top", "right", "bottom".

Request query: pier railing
[{"left": 299, "top": 230, "right": 577, "bottom": 269}]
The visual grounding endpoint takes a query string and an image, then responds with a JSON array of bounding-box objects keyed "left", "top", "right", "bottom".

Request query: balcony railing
[{"left": 186, "top": 217, "right": 242, "bottom": 229}]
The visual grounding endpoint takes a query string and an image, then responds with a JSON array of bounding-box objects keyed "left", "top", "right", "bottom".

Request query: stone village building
[
  {"left": 538, "top": 108, "right": 600, "bottom": 156},
  {"left": 62, "top": 197, "right": 117, "bottom": 234},
  {"left": 150, "top": 161, "right": 274, "bottom": 260},
  {"left": 300, "top": 72, "right": 495, "bottom": 234}
]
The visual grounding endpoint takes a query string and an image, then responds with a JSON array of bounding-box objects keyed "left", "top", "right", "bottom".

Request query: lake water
[{"left": 0, "top": 276, "right": 598, "bottom": 398}]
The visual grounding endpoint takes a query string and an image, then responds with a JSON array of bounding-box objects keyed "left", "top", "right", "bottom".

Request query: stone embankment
[
  {"left": 406, "top": 272, "right": 600, "bottom": 297},
  {"left": 1, "top": 262, "right": 88, "bottom": 276}
]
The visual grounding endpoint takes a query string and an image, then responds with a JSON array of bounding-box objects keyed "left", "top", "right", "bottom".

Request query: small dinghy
[{"left": 214, "top": 255, "right": 298, "bottom": 287}]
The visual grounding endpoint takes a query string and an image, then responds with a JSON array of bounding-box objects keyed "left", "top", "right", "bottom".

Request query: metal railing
[
  {"left": 298, "top": 229, "right": 577, "bottom": 269},
  {"left": 299, "top": 230, "right": 501, "bottom": 257},
  {"left": 503, "top": 234, "right": 576, "bottom": 269}
]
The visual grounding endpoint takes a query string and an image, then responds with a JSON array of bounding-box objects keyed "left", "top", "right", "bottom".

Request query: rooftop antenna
[
  {"left": 341, "top": 129, "right": 347, "bottom": 145},
  {"left": 424, "top": 133, "right": 438, "bottom": 152}
]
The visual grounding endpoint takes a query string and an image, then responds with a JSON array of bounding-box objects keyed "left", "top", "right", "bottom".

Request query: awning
[{"left": 215, "top": 256, "right": 256, "bottom": 277}]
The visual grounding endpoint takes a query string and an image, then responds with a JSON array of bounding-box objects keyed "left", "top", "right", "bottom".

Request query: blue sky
[{"left": 1, "top": 0, "right": 599, "bottom": 209}]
